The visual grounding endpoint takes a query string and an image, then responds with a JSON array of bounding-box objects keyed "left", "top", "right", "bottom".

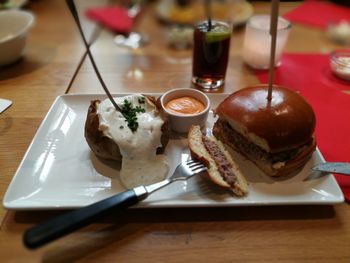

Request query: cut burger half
[{"left": 188, "top": 125, "right": 248, "bottom": 196}]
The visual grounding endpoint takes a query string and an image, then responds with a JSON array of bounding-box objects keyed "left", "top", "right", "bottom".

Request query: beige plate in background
[{"left": 156, "top": 0, "right": 254, "bottom": 26}]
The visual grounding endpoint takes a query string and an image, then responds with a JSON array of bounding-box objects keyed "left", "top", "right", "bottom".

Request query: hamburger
[{"left": 213, "top": 85, "right": 316, "bottom": 177}]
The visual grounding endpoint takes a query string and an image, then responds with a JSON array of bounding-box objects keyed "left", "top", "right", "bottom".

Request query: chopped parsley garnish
[
  {"left": 121, "top": 99, "right": 145, "bottom": 132},
  {"left": 138, "top": 97, "right": 146, "bottom": 104}
]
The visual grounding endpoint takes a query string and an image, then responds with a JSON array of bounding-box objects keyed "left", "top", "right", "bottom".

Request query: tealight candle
[
  {"left": 242, "top": 15, "right": 291, "bottom": 70},
  {"left": 330, "top": 50, "right": 350, "bottom": 81}
]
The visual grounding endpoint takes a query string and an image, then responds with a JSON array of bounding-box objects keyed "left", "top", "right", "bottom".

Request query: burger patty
[
  {"left": 213, "top": 120, "right": 301, "bottom": 164},
  {"left": 202, "top": 136, "right": 237, "bottom": 186}
]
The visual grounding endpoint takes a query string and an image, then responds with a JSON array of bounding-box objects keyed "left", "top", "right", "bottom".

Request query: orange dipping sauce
[{"left": 165, "top": 96, "right": 205, "bottom": 115}]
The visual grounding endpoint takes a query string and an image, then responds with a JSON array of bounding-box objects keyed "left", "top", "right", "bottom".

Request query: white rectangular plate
[
  {"left": 3, "top": 94, "right": 344, "bottom": 210},
  {"left": 0, "top": 98, "right": 12, "bottom": 114}
]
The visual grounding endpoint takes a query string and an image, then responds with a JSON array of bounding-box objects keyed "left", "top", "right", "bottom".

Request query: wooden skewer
[
  {"left": 267, "top": 0, "right": 280, "bottom": 101},
  {"left": 66, "top": 0, "right": 121, "bottom": 112}
]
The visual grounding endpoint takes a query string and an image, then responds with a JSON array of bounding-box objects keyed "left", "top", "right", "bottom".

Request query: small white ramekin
[{"left": 160, "top": 88, "right": 210, "bottom": 133}]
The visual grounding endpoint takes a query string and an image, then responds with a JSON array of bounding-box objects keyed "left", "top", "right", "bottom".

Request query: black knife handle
[{"left": 23, "top": 189, "right": 140, "bottom": 249}]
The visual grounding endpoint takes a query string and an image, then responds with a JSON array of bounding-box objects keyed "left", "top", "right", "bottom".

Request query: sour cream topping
[{"left": 97, "top": 94, "right": 168, "bottom": 188}]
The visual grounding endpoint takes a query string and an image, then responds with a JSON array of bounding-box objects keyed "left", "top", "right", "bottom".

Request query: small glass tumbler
[
  {"left": 192, "top": 20, "right": 232, "bottom": 90},
  {"left": 242, "top": 15, "right": 291, "bottom": 70}
]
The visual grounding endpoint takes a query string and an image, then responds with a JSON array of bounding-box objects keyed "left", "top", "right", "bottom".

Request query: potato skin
[
  {"left": 85, "top": 100, "right": 123, "bottom": 161},
  {"left": 84, "top": 96, "right": 169, "bottom": 161}
]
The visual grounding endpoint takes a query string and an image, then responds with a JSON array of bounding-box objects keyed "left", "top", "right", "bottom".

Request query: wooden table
[{"left": 0, "top": 1, "right": 349, "bottom": 262}]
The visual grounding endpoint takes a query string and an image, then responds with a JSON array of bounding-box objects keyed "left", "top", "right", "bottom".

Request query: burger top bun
[{"left": 215, "top": 85, "right": 316, "bottom": 153}]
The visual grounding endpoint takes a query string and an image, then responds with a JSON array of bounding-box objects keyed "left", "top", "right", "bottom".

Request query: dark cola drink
[{"left": 192, "top": 20, "right": 231, "bottom": 90}]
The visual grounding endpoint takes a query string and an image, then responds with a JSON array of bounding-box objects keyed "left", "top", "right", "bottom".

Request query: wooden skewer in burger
[{"left": 189, "top": 0, "right": 316, "bottom": 195}]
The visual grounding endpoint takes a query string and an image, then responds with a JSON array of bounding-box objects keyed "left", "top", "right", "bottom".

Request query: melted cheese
[{"left": 97, "top": 94, "right": 168, "bottom": 188}]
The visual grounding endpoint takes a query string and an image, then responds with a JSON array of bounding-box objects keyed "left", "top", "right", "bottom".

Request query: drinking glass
[{"left": 192, "top": 20, "right": 232, "bottom": 90}]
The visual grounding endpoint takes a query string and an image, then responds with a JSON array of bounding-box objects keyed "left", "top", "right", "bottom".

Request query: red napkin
[
  {"left": 255, "top": 53, "right": 350, "bottom": 201},
  {"left": 284, "top": 1, "right": 350, "bottom": 29},
  {"left": 85, "top": 6, "right": 133, "bottom": 34}
]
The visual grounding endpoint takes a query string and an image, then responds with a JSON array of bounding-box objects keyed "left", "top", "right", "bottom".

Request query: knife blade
[{"left": 312, "top": 162, "right": 350, "bottom": 176}]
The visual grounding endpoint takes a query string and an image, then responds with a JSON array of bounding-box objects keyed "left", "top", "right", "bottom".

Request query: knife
[{"left": 312, "top": 162, "right": 350, "bottom": 176}]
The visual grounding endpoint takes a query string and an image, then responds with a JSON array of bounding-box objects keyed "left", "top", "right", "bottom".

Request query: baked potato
[{"left": 84, "top": 95, "right": 169, "bottom": 161}]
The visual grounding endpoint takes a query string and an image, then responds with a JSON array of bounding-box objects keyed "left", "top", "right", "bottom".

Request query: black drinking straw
[{"left": 205, "top": 0, "right": 212, "bottom": 31}]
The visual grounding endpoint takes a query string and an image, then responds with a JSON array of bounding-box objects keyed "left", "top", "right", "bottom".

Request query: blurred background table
[
  {"left": 69, "top": 1, "right": 345, "bottom": 94},
  {"left": 0, "top": 0, "right": 349, "bottom": 262}
]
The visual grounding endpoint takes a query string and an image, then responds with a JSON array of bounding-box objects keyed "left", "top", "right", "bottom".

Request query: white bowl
[
  {"left": 0, "top": 10, "right": 34, "bottom": 66},
  {"left": 160, "top": 88, "right": 210, "bottom": 133}
]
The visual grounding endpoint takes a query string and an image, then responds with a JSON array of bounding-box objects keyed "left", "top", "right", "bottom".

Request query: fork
[{"left": 23, "top": 160, "right": 206, "bottom": 249}]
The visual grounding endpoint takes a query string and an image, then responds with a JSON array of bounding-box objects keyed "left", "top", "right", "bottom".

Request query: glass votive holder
[
  {"left": 242, "top": 15, "right": 292, "bottom": 70},
  {"left": 330, "top": 49, "right": 350, "bottom": 81},
  {"left": 192, "top": 20, "right": 232, "bottom": 90}
]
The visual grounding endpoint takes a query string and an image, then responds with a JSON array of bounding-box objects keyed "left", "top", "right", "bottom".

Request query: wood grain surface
[
  {"left": 0, "top": 0, "right": 85, "bottom": 222},
  {"left": 0, "top": 1, "right": 349, "bottom": 262}
]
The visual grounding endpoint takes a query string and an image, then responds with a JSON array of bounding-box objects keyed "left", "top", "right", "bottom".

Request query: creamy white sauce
[{"left": 97, "top": 94, "right": 168, "bottom": 188}]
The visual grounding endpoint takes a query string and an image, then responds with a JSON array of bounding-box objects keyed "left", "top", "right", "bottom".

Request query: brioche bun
[{"left": 213, "top": 85, "right": 316, "bottom": 177}]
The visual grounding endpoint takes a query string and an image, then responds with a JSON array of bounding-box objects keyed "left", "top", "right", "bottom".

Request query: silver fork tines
[
  {"left": 184, "top": 159, "right": 207, "bottom": 173},
  {"left": 141, "top": 160, "right": 207, "bottom": 196},
  {"left": 188, "top": 162, "right": 207, "bottom": 174}
]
